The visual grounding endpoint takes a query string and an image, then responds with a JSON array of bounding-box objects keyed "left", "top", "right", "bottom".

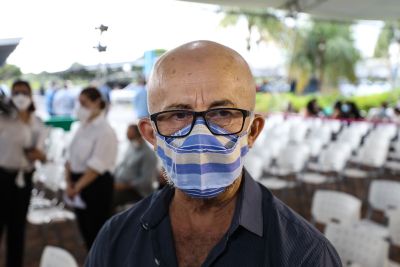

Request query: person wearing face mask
[
  {"left": 112, "top": 124, "right": 158, "bottom": 211},
  {"left": 0, "top": 80, "right": 48, "bottom": 267},
  {"left": 86, "top": 41, "right": 341, "bottom": 267},
  {"left": 65, "top": 87, "right": 118, "bottom": 251}
]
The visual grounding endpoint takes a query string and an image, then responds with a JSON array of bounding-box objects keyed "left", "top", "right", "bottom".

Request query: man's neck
[{"left": 169, "top": 175, "right": 242, "bottom": 229}]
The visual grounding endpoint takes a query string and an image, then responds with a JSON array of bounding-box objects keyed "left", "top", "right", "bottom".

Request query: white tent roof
[{"left": 181, "top": 0, "right": 400, "bottom": 21}]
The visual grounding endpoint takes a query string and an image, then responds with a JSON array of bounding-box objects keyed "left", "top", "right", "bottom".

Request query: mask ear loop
[{"left": 239, "top": 112, "right": 255, "bottom": 138}]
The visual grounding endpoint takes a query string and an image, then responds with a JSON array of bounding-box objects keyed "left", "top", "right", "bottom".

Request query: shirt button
[
  {"left": 141, "top": 222, "right": 149, "bottom": 230},
  {"left": 154, "top": 258, "right": 160, "bottom": 266}
]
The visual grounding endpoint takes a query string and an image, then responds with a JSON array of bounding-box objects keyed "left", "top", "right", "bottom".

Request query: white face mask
[
  {"left": 76, "top": 106, "right": 92, "bottom": 122},
  {"left": 12, "top": 95, "right": 31, "bottom": 111}
]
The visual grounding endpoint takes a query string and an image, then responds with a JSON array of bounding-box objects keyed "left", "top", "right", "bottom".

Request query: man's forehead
[{"left": 148, "top": 41, "right": 256, "bottom": 112}]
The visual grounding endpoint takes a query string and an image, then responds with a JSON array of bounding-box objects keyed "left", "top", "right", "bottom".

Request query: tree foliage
[
  {"left": 220, "top": 9, "right": 360, "bottom": 90},
  {"left": 220, "top": 8, "right": 291, "bottom": 50},
  {"left": 0, "top": 64, "right": 22, "bottom": 80},
  {"left": 374, "top": 21, "right": 400, "bottom": 58},
  {"left": 291, "top": 21, "right": 360, "bottom": 88}
]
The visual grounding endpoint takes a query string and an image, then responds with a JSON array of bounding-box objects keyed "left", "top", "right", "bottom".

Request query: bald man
[{"left": 86, "top": 41, "right": 341, "bottom": 267}]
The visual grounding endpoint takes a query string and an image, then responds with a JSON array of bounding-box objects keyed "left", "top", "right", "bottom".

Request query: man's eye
[
  {"left": 209, "top": 110, "right": 233, "bottom": 118},
  {"left": 217, "top": 110, "right": 232, "bottom": 117},
  {"left": 172, "top": 112, "right": 191, "bottom": 120}
]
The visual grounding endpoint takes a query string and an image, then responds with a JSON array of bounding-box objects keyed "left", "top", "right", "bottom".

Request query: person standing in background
[
  {"left": 132, "top": 76, "right": 149, "bottom": 119},
  {"left": 113, "top": 124, "right": 158, "bottom": 210},
  {"left": 52, "top": 81, "right": 75, "bottom": 116},
  {"left": 45, "top": 81, "right": 59, "bottom": 116},
  {"left": 65, "top": 87, "right": 117, "bottom": 250},
  {"left": 0, "top": 80, "right": 48, "bottom": 267}
]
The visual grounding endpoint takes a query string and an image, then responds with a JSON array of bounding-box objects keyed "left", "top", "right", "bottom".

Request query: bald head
[{"left": 147, "top": 40, "right": 256, "bottom": 114}]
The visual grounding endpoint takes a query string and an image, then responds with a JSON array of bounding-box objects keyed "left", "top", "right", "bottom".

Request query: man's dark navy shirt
[{"left": 86, "top": 170, "right": 342, "bottom": 266}]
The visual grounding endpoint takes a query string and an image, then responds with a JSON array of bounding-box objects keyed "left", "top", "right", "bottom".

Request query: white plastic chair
[
  {"left": 40, "top": 246, "right": 78, "bottom": 267},
  {"left": 355, "top": 180, "right": 400, "bottom": 240},
  {"left": 301, "top": 144, "right": 350, "bottom": 185},
  {"left": 288, "top": 122, "right": 308, "bottom": 143},
  {"left": 349, "top": 135, "right": 389, "bottom": 170},
  {"left": 311, "top": 190, "right": 361, "bottom": 226},
  {"left": 261, "top": 144, "right": 309, "bottom": 190},
  {"left": 304, "top": 138, "right": 323, "bottom": 158},
  {"left": 349, "top": 121, "right": 372, "bottom": 137},
  {"left": 337, "top": 127, "right": 363, "bottom": 152},
  {"left": 307, "top": 125, "right": 332, "bottom": 146},
  {"left": 325, "top": 223, "right": 389, "bottom": 267},
  {"left": 388, "top": 210, "right": 400, "bottom": 246},
  {"left": 244, "top": 155, "right": 265, "bottom": 181},
  {"left": 368, "top": 180, "right": 400, "bottom": 213},
  {"left": 271, "top": 143, "right": 309, "bottom": 176},
  {"left": 324, "top": 119, "right": 342, "bottom": 134}
]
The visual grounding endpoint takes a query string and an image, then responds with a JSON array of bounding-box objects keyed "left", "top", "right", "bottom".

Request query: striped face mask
[{"left": 156, "top": 118, "right": 249, "bottom": 198}]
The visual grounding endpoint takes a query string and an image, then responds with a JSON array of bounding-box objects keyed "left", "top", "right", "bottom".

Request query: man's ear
[
  {"left": 138, "top": 118, "right": 157, "bottom": 148},
  {"left": 247, "top": 114, "right": 265, "bottom": 148}
]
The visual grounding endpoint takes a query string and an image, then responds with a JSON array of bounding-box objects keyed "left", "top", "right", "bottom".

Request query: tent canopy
[
  {"left": 181, "top": 0, "right": 400, "bottom": 21},
  {"left": 0, "top": 38, "right": 21, "bottom": 67}
]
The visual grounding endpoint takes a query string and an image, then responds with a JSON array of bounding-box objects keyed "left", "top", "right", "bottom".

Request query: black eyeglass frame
[{"left": 150, "top": 108, "right": 252, "bottom": 138}]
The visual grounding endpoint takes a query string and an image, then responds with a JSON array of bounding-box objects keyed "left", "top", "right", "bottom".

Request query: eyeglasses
[{"left": 150, "top": 108, "right": 252, "bottom": 138}]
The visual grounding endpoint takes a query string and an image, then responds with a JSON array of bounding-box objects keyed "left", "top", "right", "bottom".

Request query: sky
[{"left": 1, "top": 0, "right": 383, "bottom": 74}]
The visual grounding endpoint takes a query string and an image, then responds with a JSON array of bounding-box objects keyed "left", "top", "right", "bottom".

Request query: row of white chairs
[
  {"left": 246, "top": 114, "right": 400, "bottom": 190},
  {"left": 311, "top": 181, "right": 400, "bottom": 267}
]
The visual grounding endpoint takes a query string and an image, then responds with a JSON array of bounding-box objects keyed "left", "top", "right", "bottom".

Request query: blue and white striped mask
[{"left": 156, "top": 118, "right": 249, "bottom": 198}]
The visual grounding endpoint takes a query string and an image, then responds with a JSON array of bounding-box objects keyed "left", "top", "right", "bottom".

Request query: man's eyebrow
[
  {"left": 209, "top": 100, "right": 236, "bottom": 108},
  {"left": 163, "top": 100, "right": 235, "bottom": 110},
  {"left": 164, "top": 104, "right": 193, "bottom": 110}
]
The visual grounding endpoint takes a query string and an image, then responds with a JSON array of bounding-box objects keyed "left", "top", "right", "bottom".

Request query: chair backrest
[
  {"left": 312, "top": 190, "right": 361, "bottom": 225},
  {"left": 356, "top": 142, "right": 389, "bottom": 168},
  {"left": 319, "top": 145, "right": 350, "bottom": 172},
  {"left": 304, "top": 138, "right": 323, "bottom": 158},
  {"left": 375, "top": 124, "right": 398, "bottom": 140},
  {"left": 324, "top": 119, "right": 342, "bottom": 134},
  {"left": 349, "top": 121, "right": 372, "bottom": 136},
  {"left": 276, "top": 144, "right": 309, "bottom": 172},
  {"left": 369, "top": 180, "right": 400, "bottom": 213},
  {"left": 308, "top": 126, "right": 332, "bottom": 145},
  {"left": 244, "top": 155, "right": 265, "bottom": 180},
  {"left": 40, "top": 246, "right": 78, "bottom": 267},
  {"left": 337, "top": 128, "right": 362, "bottom": 151},
  {"left": 388, "top": 210, "right": 400, "bottom": 246},
  {"left": 264, "top": 138, "right": 288, "bottom": 159},
  {"left": 325, "top": 223, "right": 389, "bottom": 267},
  {"left": 289, "top": 122, "right": 308, "bottom": 143}
]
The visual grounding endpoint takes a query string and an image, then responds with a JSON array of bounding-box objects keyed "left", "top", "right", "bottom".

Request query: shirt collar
[
  {"left": 84, "top": 112, "right": 106, "bottom": 127},
  {"left": 237, "top": 169, "right": 263, "bottom": 237},
  {"left": 139, "top": 169, "right": 263, "bottom": 237}
]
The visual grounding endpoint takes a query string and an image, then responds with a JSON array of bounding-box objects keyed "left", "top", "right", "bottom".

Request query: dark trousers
[
  {"left": 71, "top": 172, "right": 113, "bottom": 251},
  {"left": 0, "top": 168, "right": 33, "bottom": 267}
]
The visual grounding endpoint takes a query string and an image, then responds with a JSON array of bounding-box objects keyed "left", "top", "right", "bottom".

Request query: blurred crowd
[{"left": 288, "top": 98, "right": 400, "bottom": 124}]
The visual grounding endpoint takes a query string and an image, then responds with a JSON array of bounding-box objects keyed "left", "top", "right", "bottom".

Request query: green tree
[
  {"left": 374, "top": 21, "right": 400, "bottom": 87},
  {"left": 220, "top": 8, "right": 291, "bottom": 51},
  {"left": 291, "top": 21, "right": 360, "bottom": 91},
  {"left": 374, "top": 21, "right": 400, "bottom": 58},
  {"left": 0, "top": 64, "right": 22, "bottom": 80}
]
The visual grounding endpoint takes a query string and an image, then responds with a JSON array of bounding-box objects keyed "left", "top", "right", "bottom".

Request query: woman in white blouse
[
  {"left": 65, "top": 87, "right": 117, "bottom": 250},
  {"left": 0, "top": 80, "right": 47, "bottom": 267}
]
